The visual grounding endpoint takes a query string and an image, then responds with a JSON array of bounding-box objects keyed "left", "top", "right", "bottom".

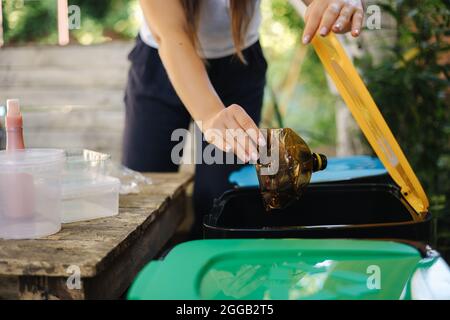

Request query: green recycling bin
[{"left": 128, "top": 239, "right": 450, "bottom": 300}]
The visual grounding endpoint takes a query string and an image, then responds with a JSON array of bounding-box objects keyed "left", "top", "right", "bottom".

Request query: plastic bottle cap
[{"left": 6, "top": 99, "right": 21, "bottom": 116}]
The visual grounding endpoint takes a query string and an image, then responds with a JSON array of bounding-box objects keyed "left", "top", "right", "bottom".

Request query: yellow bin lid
[{"left": 311, "top": 34, "right": 429, "bottom": 218}]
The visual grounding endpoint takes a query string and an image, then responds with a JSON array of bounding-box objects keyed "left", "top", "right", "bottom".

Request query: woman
[{"left": 123, "top": 0, "right": 364, "bottom": 237}]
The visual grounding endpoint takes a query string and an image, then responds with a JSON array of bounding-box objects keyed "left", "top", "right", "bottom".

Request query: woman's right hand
[{"left": 201, "top": 104, "right": 266, "bottom": 163}]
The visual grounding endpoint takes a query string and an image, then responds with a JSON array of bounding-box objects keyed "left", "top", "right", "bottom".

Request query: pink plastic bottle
[
  {"left": 2, "top": 99, "right": 34, "bottom": 220},
  {"left": 5, "top": 99, "right": 25, "bottom": 150}
]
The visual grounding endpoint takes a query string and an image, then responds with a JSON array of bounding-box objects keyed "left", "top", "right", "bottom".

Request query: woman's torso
[{"left": 139, "top": 0, "right": 262, "bottom": 59}]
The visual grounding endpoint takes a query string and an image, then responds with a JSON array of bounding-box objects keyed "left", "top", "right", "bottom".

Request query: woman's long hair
[{"left": 180, "top": 0, "right": 255, "bottom": 62}]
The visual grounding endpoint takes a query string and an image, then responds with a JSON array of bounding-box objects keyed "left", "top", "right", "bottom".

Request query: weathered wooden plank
[
  {"left": 18, "top": 109, "right": 124, "bottom": 159},
  {"left": 24, "top": 130, "right": 123, "bottom": 144},
  {"left": 22, "top": 109, "right": 124, "bottom": 129},
  {"left": 0, "top": 275, "right": 85, "bottom": 300},
  {"left": 0, "top": 88, "right": 125, "bottom": 108},
  {"left": 0, "top": 67, "right": 129, "bottom": 89},
  {"left": 0, "top": 189, "right": 187, "bottom": 300},
  {"left": 23, "top": 131, "right": 123, "bottom": 161},
  {"left": 0, "top": 42, "right": 134, "bottom": 68},
  {"left": 0, "top": 277, "right": 19, "bottom": 300},
  {"left": 0, "top": 172, "right": 193, "bottom": 279}
]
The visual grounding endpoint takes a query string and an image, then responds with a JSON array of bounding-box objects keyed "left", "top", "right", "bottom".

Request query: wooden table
[{"left": 0, "top": 172, "right": 193, "bottom": 300}]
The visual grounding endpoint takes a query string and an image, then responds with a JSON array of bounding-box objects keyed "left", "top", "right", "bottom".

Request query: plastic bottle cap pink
[{"left": 6, "top": 99, "right": 20, "bottom": 116}]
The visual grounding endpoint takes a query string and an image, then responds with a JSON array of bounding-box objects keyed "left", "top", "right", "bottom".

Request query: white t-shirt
[{"left": 139, "top": 0, "right": 262, "bottom": 59}]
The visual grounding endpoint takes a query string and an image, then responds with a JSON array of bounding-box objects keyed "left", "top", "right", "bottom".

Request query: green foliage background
[
  {"left": 2, "top": 0, "right": 138, "bottom": 45},
  {"left": 357, "top": 0, "right": 450, "bottom": 254},
  {"left": 358, "top": 1, "right": 449, "bottom": 196}
]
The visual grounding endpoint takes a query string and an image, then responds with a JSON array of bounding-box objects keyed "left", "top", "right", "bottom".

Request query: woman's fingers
[
  {"left": 231, "top": 105, "right": 261, "bottom": 163},
  {"left": 303, "top": 0, "right": 329, "bottom": 44},
  {"left": 333, "top": 1, "right": 365, "bottom": 34},
  {"left": 319, "top": 2, "right": 344, "bottom": 36},
  {"left": 204, "top": 127, "right": 231, "bottom": 153},
  {"left": 204, "top": 126, "right": 249, "bottom": 163},
  {"left": 332, "top": 3, "right": 356, "bottom": 33},
  {"left": 203, "top": 104, "right": 263, "bottom": 163},
  {"left": 229, "top": 104, "right": 265, "bottom": 148},
  {"left": 351, "top": 6, "right": 364, "bottom": 36},
  {"left": 226, "top": 128, "right": 251, "bottom": 163},
  {"left": 223, "top": 123, "right": 258, "bottom": 163}
]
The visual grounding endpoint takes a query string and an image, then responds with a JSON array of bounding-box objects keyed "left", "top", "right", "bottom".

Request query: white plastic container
[
  {"left": 62, "top": 175, "right": 120, "bottom": 223},
  {"left": 0, "top": 149, "right": 65, "bottom": 239}
]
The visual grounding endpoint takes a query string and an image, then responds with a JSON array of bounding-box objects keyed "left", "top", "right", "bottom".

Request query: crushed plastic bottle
[{"left": 256, "top": 128, "right": 327, "bottom": 211}]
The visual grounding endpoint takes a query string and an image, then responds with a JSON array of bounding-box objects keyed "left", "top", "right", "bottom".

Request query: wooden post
[{"left": 57, "top": 0, "right": 69, "bottom": 46}]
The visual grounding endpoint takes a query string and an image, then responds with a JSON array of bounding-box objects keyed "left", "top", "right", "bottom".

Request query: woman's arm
[
  {"left": 301, "top": 0, "right": 364, "bottom": 44},
  {"left": 139, "top": 0, "right": 262, "bottom": 163}
]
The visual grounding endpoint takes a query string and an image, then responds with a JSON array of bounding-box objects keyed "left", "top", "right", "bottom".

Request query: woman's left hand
[{"left": 302, "top": 0, "right": 364, "bottom": 44}]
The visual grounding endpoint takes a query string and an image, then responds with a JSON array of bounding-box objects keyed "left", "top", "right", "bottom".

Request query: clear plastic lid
[
  {"left": 0, "top": 149, "right": 65, "bottom": 170},
  {"left": 311, "top": 34, "right": 429, "bottom": 217},
  {"left": 62, "top": 175, "right": 120, "bottom": 199}
]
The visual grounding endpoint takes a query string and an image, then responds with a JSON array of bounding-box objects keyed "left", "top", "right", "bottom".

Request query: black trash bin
[{"left": 204, "top": 183, "right": 433, "bottom": 242}]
